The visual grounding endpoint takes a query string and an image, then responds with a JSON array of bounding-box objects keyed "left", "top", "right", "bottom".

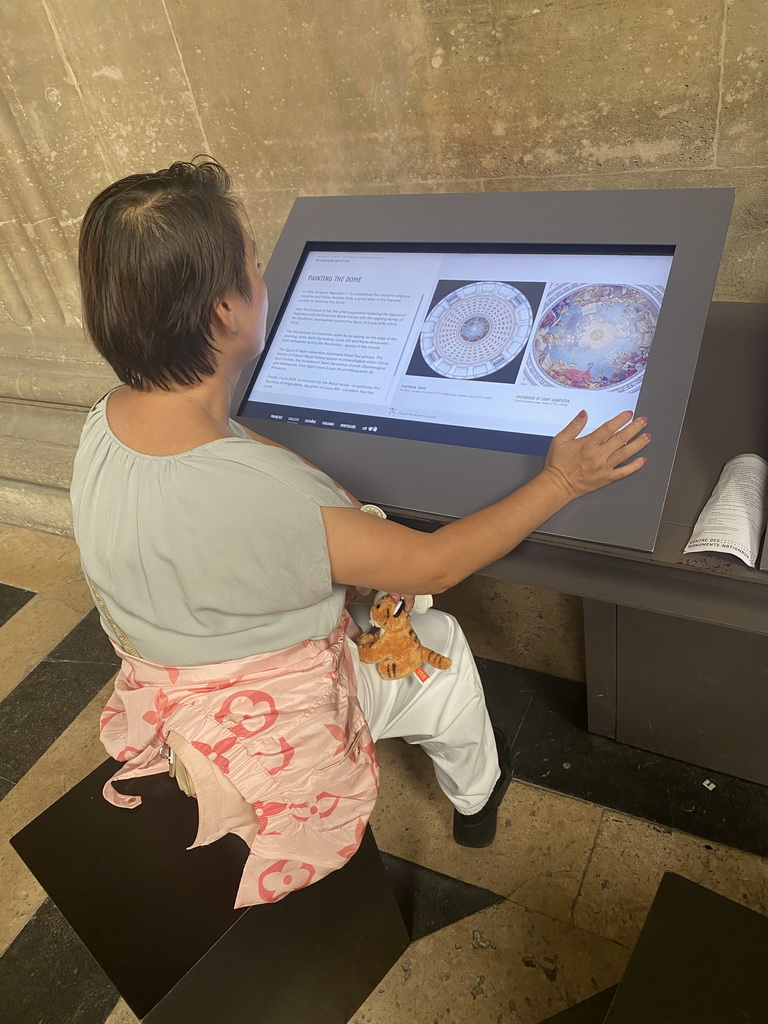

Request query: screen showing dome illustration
[{"left": 240, "top": 243, "right": 673, "bottom": 457}]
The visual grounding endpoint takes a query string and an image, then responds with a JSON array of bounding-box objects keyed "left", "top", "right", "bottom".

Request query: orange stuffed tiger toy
[{"left": 355, "top": 594, "right": 452, "bottom": 680}]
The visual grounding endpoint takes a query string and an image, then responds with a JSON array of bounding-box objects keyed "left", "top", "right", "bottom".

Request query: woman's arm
[{"left": 321, "top": 410, "right": 650, "bottom": 595}]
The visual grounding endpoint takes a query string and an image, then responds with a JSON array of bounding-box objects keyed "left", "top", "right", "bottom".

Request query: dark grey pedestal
[
  {"left": 604, "top": 873, "right": 768, "bottom": 1023},
  {"left": 540, "top": 873, "right": 768, "bottom": 1024},
  {"left": 11, "top": 759, "right": 410, "bottom": 1024},
  {"left": 537, "top": 987, "right": 618, "bottom": 1023}
]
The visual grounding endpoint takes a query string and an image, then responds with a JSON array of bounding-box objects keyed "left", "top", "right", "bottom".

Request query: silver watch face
[{"left": 359, "top": 504, "right": 387, "bottom": 519}]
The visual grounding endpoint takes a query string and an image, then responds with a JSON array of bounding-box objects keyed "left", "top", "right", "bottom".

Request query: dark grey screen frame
[{"left": 232, "top": 190, "right": 734, "bottom": 551}]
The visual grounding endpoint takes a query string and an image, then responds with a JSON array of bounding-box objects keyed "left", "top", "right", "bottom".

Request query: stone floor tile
[
  {"left": 41, "top": 675, "right": 117, "bottom": 783},
  {"left": 484, "top": 661, "right": 768, "bottom": 862},
  {"left": 370, "top": 740, "right": 602, "bottom": 924},
  {"left": 0, "top": 898, "right": 118, "bottom": 1024},
  {"left": 48, "top": 606, "right": 120, "bottom": 665},
  {"left": 0, "top": 764, "right": 71, "bottom": 954},
  {"left": 104, "top": 1000, "right": 137, "bottom": 1024},
  {"left": 434, "top": 576, "right": 586, "bottom": 681},
  {"left": 573, "top": 811, "right": 768, "bottom": 949},
  {"left": 0, "top": 523, "right": 81, "bottom": 592},
  {"left": 103, "top": 901, "right": 625, "bottom": 1024},
  {"left": 0, "top": 582, "right": 34, "bottom": 629},
  {"left": 351, "top": 899, "right": 628, "bottom": 1024},
  {"left": 0, "top": 578, "right": 94, "bottom": 701},
  {"left": 0, "top": 660, "right": 118, "bottom": 782},
  {"left": 0, "top": 679, "right": 115, "bottom": 954}
]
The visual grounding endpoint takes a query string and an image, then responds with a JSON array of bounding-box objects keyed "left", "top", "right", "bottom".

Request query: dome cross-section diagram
[{"left": 419, "top": 282, "right": 533, "bottom": 379}]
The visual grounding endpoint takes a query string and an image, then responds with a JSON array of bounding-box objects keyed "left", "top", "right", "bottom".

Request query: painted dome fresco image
[{"left": 528, "top": 284, "right": 661, "bottom": 392}]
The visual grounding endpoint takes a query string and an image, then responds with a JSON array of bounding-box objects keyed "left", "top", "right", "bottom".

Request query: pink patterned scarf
[{"left": 100, "top": 611, "right": 379, "bottom": 908}]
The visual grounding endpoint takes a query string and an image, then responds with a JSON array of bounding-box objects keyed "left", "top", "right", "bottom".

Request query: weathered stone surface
[
  {"left": 573, "top": 811, "right": 768, "bottom": 949},
  {"left": 411, "top": 0, "right": 724, "bottom": 180},
  {"left": 719, "top": 0, "right": 768, "bottom": 167},
  {"left": 1, "top": 400, "right": 85, "bottom": 448},
  {"left": 0, "top": 437, "right": 76, "bottom": 490},
  {"left": 434, "top": 574, "right": 586, "bottom": 681},
  {"left": 484, "top": 167, "right": 768, "bottom": 304},
  {"left": 164, "top": 0, "right": 725, "bottom": 192},
  {"left": 0, "top": 327, "right": 116, "bottom": 416},
  {"left": 0, "top": 0, "right": 106, "bottom": 331},
  {"left": 44, "top": 0, "right": 207, "bottom": 174},
  {"left": 0, "top": 354, "right": 114, "bottom": 407},
  {"left": 0, "top": 479, "right": 72, "bottom": 535}
]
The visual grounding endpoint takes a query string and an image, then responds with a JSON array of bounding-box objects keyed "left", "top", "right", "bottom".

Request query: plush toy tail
[{"left": 421, "top": 647, "right": 452, "bottom": 670}]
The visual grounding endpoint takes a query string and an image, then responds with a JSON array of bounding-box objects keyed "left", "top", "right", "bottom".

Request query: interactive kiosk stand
[
  {"left": 233, "top": 189, "right": 733, "bottom": 551},
  {"left": 233, "top": 190, "right": 768, "bottom": 789}
]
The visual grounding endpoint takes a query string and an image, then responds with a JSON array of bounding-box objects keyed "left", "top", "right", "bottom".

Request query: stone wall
[{"left": 1, "top": 0, "right": 766, "bottom": 537}]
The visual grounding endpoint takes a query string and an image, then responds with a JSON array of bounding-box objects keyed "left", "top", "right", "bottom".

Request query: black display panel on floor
[
  {"left": 540, "top": 873, "right": 768, "bottom": 1023},
  {"left": 11, "top": 759, "right": 409, "bottom": 1024},
  {"left": 233, "top": 189, "right": 733, "bottom": 551},
  {"left": 604, "top": 873, "right": 768, "bottom": 1023}
]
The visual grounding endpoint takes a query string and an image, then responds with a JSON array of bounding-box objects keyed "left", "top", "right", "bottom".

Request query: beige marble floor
[
  {"left": 3, "top": 522, "right": 768, "bottom": 1024},
  {"left": 0, "top": 523, "right": 92, "bottom": 701}
]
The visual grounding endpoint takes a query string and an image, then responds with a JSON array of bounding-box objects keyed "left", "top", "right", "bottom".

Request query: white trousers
[{"left": 351, "top": 604, "right": 500, "bottom": 816}]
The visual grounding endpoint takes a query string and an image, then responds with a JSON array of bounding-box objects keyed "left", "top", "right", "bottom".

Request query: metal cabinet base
[{"left": 585, "top": 599, "right": 768, "bottom": 787}]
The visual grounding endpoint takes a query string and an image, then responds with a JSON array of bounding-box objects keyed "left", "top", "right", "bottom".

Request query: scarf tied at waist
[{"left": 99, "top": 611, "right": 379, "bottom": 908}]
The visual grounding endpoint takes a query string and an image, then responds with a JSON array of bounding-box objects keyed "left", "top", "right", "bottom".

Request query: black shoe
[{"left": 452, "top": 727, "right": 512, "bottom": 849}]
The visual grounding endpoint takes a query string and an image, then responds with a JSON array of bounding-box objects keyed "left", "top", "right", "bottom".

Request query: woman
[{"left": 71, "top": 158, "right": 649, "bottom": 906}]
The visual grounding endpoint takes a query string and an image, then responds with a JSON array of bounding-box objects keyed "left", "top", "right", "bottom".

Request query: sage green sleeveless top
[{"left": 70, "top": 389, "right": 355, "bottom": 666}]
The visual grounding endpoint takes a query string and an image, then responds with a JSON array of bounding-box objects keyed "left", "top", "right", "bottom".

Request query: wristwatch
[{"left": 359, "top": 504, "right": 387, "bottom": 519}]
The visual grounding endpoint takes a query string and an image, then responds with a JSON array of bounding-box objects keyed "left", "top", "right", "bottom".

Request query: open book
[{"left": 684, "top": 454, "right": 768, "bottom": 569}]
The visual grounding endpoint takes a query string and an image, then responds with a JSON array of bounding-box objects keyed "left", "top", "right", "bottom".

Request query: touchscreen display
[{"left": 238, "top": 243, "right": 674, "bottom": 456}]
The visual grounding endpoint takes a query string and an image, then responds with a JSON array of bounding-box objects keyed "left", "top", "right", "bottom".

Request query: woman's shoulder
[
  {"left": 82, "top": 387, "right": 268, "bottom": 463},
  {"left": 103, "top": 386, "right": 236, "bottom": 457},
  {"left": 77, "top": 388, "right": 351, "bottom": 504}
]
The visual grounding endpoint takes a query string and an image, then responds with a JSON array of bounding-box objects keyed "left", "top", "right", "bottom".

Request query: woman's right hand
[
  {"left": 542, "top": 409, "right": 650, "bottom": 500},
  {"left": 322, "top": 408, "right": 651, "bottom": 598}
]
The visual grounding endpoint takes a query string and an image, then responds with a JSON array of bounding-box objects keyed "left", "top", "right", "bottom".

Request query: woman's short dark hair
[{"left": 78, "top": 156, "right": 253, "bottom": 391}]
